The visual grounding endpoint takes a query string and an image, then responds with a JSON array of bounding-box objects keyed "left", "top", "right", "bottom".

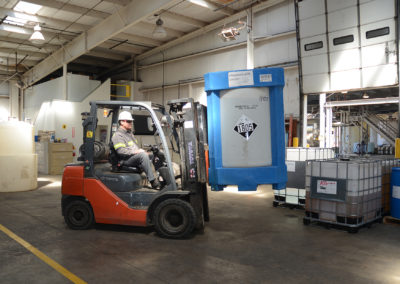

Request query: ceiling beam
[
  {"left": 160, "top": 10, "right": 207, "bottom": 27},
  {"left": 102, "top": 0, "right": 131, "bottom": 6},
  {"left": 27, "top": 0, "right": 110, "bottom": 19},
  {"left": 0, "top": 59, "right": 39, "bottom": 67},
  {"left": 116, "top": 32, "right": 162, "bottom": 47},
  {"left": 0, "top": 7, "right": 90, "bottom": 32},
  {"left": 0, "top": 64, "right": 28, "bottom": 72},
  {"left": 0, "top": 22, "right": 74, "bottom": 43},
  {"left": 136, "top": 0, "right": 285, "bottom": 61},
  {"left": 73, "top": 57, "right": 117, "bottom": 68},
  {"left": 0, "top": 47, "right": 47, "bottom": 59},
  {"left": 0, "top": 35, "right": 59, "bottom": 52},
  {"left": 187, "top": 0, "right": 235, "bottom": 15},
  {"left": 22, "top": 0, "right": 178, "bottom": 86},
  {"left": 87, "top": 49, "right": 127, "bottom": 61},
  {"left": 99, "top": 41, "right": 147, "bottom": 54},
  {"left": 134, "top": 22, "right": 184, "bottom": 38},
  {"left": 325, "top": 97, "right": 399, "bottom": 107},
  {"left": 0, "top": 6, "right": 161, "bottom": 48}
]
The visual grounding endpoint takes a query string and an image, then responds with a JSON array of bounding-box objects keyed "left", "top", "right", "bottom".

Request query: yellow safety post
[
  {"left": 293, "top": 137, "right": 299, "bottom": 147},
  {"left": 395, "top": 138, "right": 400, "bottom": 159}
]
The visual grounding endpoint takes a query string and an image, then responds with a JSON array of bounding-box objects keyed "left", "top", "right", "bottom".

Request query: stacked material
[
  {"left": 304, "top": 159, "right": 382, "bottom": 232},
  {"left": 0, "top": 121, "right": 37, "bottom": 192},
  {"left": 273, "top": 148, "right": 335, "bottom": 207}
]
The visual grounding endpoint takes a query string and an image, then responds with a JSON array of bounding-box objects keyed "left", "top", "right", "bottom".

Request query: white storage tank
[{"left": 0, "top": 121, "right": 37, "bottom": 192}]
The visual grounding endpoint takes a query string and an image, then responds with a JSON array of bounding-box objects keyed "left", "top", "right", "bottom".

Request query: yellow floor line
[{"left": 0, "top": 224, "right": 87, "bottom": 284}]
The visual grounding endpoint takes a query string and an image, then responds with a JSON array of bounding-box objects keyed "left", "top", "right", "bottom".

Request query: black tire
[
  {"left": 64, "top": 200, "right": 94, "bottom": 230},
  {"left": 153, "top": 198, "right": 196, "bottom": 239},
  {"left": 303, "top": 218, "right": 310, "bottom": 226},
  {"left": 272, "top": 201, "right": 279, "bottom": 207}
]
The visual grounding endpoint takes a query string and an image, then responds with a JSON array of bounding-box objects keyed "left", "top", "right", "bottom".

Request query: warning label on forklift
[
  {"left": 228, "top": 71, "right": 254, "bottom": 87},
  {"left": 234, "top": 114, "right": 257, "bottom": 140},
  {"left": 317, "top": 180, "right": 337, "bottom": 195}
]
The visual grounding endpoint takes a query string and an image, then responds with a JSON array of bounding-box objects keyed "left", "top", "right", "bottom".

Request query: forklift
[{"left": 61, "top": 98, "right": 209, "bottom": 238}]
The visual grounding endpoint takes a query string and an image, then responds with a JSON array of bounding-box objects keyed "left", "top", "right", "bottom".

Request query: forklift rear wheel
[
  {"left": 64, "top": 200, "right": 94, "bottom": 230},
  {"left": 153, "top": 198, "right": 196, "bottom": 239}
]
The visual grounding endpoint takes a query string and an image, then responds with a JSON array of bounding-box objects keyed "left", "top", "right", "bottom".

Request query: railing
[{"left": 363, "top": 111, "right": 397, "bottom": 146}]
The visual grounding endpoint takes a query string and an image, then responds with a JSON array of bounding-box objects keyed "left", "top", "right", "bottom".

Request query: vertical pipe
[
  {"left": 397, "top": 0, "right": 400, "bottom": 136},
  {"left": 288, "top": 115, "right": 293, "bottom": 147},
  {"left": 63, "top": 63, "right": 68, "bottom": 100},
  {"left": 246, "top": 7, "right": 254, "bottom": 69},
  {"left": 319, "top": 93, "right": 326, "bottom": 147},
  {"left": 302, "top": 94, "right": 308, "bottom": 147}
]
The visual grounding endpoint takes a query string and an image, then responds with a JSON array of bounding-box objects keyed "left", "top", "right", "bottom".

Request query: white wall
[
  {"left": 137, "top": 0, "right": 300, "bottom": 117},
  {"left": 24, "top": 74, "right": 101, "bottom": 125},
  {"left": 34, "top": 79, "right": 111, "bottom": 161},
  {"left": 0, "top": 82, "right": 9, "bottom": 121}
]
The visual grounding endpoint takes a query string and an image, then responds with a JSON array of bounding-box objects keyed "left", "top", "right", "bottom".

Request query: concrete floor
[{"left": 1, "top": 175, "right": 400, "bottom": 284}]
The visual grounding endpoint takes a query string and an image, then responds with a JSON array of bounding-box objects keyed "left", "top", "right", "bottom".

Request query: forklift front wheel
[
  {"left": 64, "top": 199, "right": 94, "bottom": 230},
  {"left": 153, "top": 198, "right": 196, "bottom": 239}
]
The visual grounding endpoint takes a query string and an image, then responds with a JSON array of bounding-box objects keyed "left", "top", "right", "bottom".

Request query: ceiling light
[
  {"left": 362, "top": 93, "right": 369, "bottom": 99},
  {"left": 152, "top": 18, "right": 167, "bottom": 39},
  {"left": 29, "top": 24, "right": 45, "bottom": 44}
]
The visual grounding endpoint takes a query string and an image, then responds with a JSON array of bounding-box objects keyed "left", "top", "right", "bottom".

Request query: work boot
[{"left": 150, "top": 179, "right": 161, "bottom": 190}]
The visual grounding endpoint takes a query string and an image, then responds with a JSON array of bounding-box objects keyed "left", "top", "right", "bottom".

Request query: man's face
[{"left": 120, "top": 120, "right": 133, "bottom": 131}]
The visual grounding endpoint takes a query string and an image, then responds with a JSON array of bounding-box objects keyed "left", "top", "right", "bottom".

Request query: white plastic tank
[
  {"left": 220, "top": 87, "right": 272, "bottom": 167},
  {"left": 0, "top": 121, "right": 37, "bottom": 192}
]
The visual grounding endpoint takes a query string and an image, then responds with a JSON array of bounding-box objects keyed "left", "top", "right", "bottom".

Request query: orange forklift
[{"left": 61, "top": 99, "right": 209, "bottom": 238}]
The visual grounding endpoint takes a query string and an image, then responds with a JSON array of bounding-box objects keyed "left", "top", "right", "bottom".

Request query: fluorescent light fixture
[
  {"left": 152, "top": 18, "right": 167, "bottom": 39},
  {"left": 14, "top": 1, "right": 42, "bottom": 14},
  {"left": 4, "top": 16, "right": 27, "bottom": 26},
  {"left": 30, "top": 24, "right": 45, "bottom": 44},
  {"left": 187, "top": 0, "right": 210, "bottom": 9}
]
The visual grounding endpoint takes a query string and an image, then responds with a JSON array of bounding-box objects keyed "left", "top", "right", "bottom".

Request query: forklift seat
[{"left": 109, "top": 141, "right": 141, "bottom": 173}]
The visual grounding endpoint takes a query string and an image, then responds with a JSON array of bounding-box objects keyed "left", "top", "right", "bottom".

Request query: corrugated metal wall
[{"left": 298, "top": 0, "right": 398, "bottom": 94}]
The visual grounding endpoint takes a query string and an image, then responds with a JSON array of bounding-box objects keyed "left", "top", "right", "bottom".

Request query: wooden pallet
[{"left": 383, "top": 216, "right": 400, "bottom": 225}]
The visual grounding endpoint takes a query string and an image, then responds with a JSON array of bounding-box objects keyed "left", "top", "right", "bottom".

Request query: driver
[{"left": 112, "top": 111, "right": 161, "bottom": 189}]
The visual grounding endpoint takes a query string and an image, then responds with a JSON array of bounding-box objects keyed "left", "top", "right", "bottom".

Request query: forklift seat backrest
[{"left": 108, "top": 141, "right": 141, "bottom": 173}]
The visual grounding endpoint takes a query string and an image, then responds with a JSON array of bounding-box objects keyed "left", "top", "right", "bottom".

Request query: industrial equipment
[
  {"left": 204, "top": 68, "right": 287, "bottom": 191},
  {"left": 61, "top": 99, "right": 209, "bottom": 238}
]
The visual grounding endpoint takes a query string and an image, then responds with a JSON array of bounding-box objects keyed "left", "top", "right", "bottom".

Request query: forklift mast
[
  {"left": 168, "top": 98, "right": 209, "bottom": 222},
  {"left": 168, "top": 98, "right": 208, "bottom": 188}
]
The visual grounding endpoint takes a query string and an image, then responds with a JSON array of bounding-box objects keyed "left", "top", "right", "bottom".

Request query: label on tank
[
  {"left": 317, "top": 180, "right": 337, "bottom": 195},
  {"left": 286, "top": 161, "right": 296, "bottom": 172},
  {"left": 228, "top": 71, "right": 254, "bottom": 87},
  {"left": 234, "top": 114, "right": 257, "bottom": 140},
  {"left": 393, "top": 185, "right": 400, "bottom": 199}
]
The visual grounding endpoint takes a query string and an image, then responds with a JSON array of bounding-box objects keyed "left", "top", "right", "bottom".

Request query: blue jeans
[{"left": 123, "top": 152, "right": 155, "bottom": 181}]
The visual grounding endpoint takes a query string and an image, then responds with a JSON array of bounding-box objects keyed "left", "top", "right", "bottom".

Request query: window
[
  {"left": 366, "top": 27, "right": 390, "bottom": 39},
  {"left": 304, "top": 41, "right": 323, "bottom": 51},
  {"left": 333, "top": 35, "right": 354, "bottom": 45}
]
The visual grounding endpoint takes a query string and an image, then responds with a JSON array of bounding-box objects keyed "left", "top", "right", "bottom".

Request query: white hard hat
[{"left": 118, "top": 111, "right": 133, "bottom": 121}]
